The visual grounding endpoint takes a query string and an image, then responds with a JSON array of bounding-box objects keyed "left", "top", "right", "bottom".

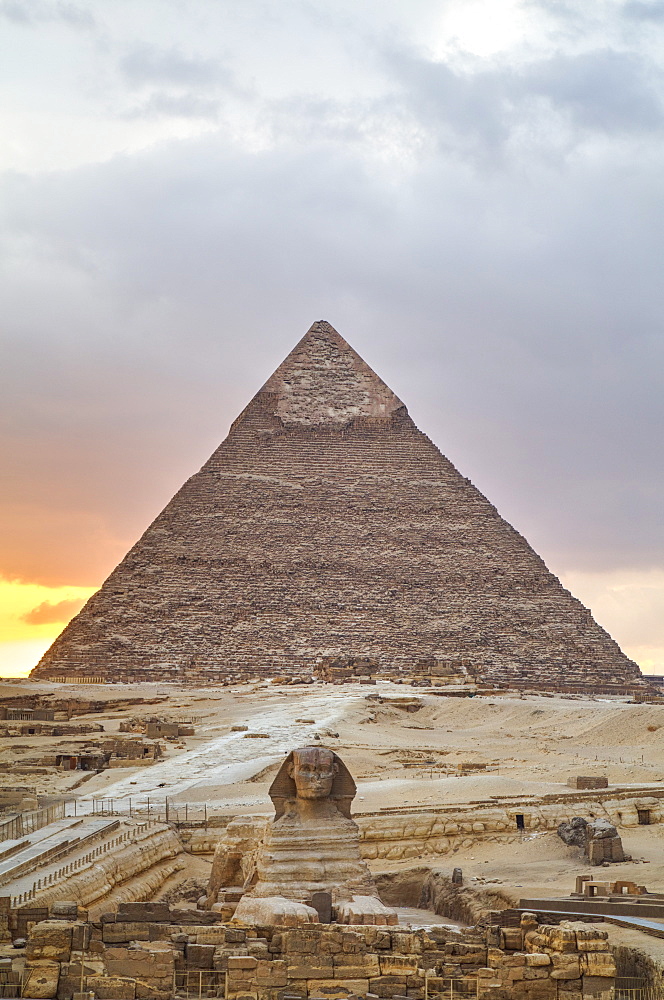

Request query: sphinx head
[{"left": 288, "top": 746, "right": 338, "bottom": 799}]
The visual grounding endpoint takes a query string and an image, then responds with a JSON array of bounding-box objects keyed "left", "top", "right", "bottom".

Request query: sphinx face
[{"left": 290, "top": 748, "right": 337, "bottom": 799}]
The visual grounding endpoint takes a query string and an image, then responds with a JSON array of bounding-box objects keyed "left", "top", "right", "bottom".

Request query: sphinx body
[{"left": 209, "top": 746, "right": 397, "bottom": 926}]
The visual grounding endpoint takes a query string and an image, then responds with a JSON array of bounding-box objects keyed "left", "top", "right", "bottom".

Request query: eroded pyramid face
[{"left": 32, "top": 320, "right": 643, "bottom": 693}]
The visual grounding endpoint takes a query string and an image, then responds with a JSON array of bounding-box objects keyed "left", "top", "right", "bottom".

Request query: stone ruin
[
  {"left": 0, "top": 746, "right": 632, "bottom": 999},
  {"left": 15, "top": 902, "right": 617, "bottom": 1000},
  {"left": 557, "top": 818, "right": 627, "bottom": 865},
  {"left": 31, "top": 320, "right": 648, "bottom": 695}
]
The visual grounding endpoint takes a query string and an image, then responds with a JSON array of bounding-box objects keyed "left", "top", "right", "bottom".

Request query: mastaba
[{"left": 32, "top": 320, "right": 645, "bottom": 692}]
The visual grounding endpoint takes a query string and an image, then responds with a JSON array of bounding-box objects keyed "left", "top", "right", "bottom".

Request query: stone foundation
[{"left": 19, "top": 902, "right": 616, "bottom": 1000}]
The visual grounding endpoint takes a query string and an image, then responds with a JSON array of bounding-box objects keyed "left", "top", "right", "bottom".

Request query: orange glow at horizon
[{"left": 0, "top": 578, "right": 98, "bottom": 678}]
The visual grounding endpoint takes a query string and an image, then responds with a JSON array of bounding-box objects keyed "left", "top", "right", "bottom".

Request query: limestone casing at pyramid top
[{"left": 238, "top": 320, "right": 407, "bottom": 428}]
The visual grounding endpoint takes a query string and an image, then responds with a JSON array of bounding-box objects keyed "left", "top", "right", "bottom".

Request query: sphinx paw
[
  {"left": 234, "top": 895, "right": 319, "bottom": 926},
  {"left": 337, "top": 895, "right": 399, "bottom": 926}
]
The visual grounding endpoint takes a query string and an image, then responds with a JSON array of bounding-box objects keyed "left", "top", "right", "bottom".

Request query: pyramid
[{"left": 32, "top": 320, "right": 645, "bottom": 692}]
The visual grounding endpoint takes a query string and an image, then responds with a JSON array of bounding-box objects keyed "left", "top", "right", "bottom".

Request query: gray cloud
[
  {"left": 121, "top": 92, "right": 221, "bottom": 121},
  {"left": 623, "top": 1, "right": 664, "bottom": 20},
  {"left": 119, "top": 45, "right": 223, "bottom": 88},
  {"left": 0, "top": 0, "right": 663, "bottom": 598},
  {"left": 0, "top": 0, "right": 94, "bottom": 27}
]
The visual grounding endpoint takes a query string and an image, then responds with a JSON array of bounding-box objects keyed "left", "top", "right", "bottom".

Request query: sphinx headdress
[{"left": 269, "top": 746, "right": 356, "bottom": 819}]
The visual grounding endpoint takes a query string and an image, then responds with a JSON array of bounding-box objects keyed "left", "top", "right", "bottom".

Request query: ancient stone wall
[
  {"left": 21, "top": 903, "right": 616, "bottom": 1000},
  {"left": 206, "top": 790, "right": 664, "bottom": 873}
]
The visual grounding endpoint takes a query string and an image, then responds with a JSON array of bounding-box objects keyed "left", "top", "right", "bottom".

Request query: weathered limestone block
[
  {"left": 26, "top": 922, "right": 73, "bottom": 962},
  {"left": 84, "top": 976, "right": 136, "bottom": 999},
  {"left": 22, "top": 963, "right": 60, "bottom": 999},
  {"left": 185, "top": 943, "right": 216, "bottom": 968},
  {"left": 573, "top": 927, "right": 609, "bottom": 953},
  {"left": 525, "top": 954, "right": 551, "bottom": 967},
  {"left": 286, "top": 958, "right": 334, "bottom": 979},
  {"left": 581, "top": 953, "right": 617, "bottom": 978},
  {"left": 378, "top": 954, "right": 418, "bottom": 975},
  {"left": 550, "top": 954, "right": 580, "bottom": 980},
  {"left": 254, "top": 959, "right": 288, "bottom": 988},
  {"left": 333, "top": 952, "right": 381, "bottom": 978},
  {"left": 116, "top": 903, "right": 170, "bottom": 923}
]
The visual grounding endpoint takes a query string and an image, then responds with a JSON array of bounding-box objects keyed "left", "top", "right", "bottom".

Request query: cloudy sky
[{"left": 1, "top": 0, "right": 663, "bottom": 677}]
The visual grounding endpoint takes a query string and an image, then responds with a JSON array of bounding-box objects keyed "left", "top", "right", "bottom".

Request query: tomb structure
[
  {"left": 31, "top": 320, "right": 648, "bottom": 693},
  {"left": 209, "top": 746, "right": 398, "bottom": 926},
  {"left": 557, "top": 817, "right": 626, "bottom": 865}
]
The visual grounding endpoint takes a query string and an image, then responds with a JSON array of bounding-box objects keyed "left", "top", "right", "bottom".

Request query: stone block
[
  {"left": 547, "top": 928, "right": 577, "bottom": 954},
  {"left": 22, "top": 963, "right": 60, "bottom": 999},
  {"left": 379, "top": 955, "right": 418, "bottom": 976},
  {"left": 340, "top": 932, "right": 365, "bottom": 954},
  {"left": 57, "top": 974, "right": 80, "bottom": 1000},
  {"left": 583, "top": 976, "right": 615, "bottom": 995},
  {"left": 226, "top": 929, "right": 247, "bottom": 944},
  {"left": 525, "top": 954, "right": 550, "bottom": 967},
  {"left": 51, "top": 903, "right": 79, "bottom": 921},
  {"left": 515, "top": 979, "right": 557, "bottom": 1000},
  {"left": 501, "top": 929, "right": 523, "bottom": 951},
  {"left": 103, "top": 922, "right": 150, "bottom": 943},
  {"left": 581, "top": 954, "right": 616, "bottom": 978},
  {"left": 134, "top": 984, "right": 171, "bottom": 1000},
  {"left": 287, "top": 960, "right": 334, "bottom": 979},
  {"left": 503, "top": 954, "right": 526, "bottom": 968},
  {"left": 391, "top": 932, "right": 422, "bottom": 955},
  {"left": 116, "top": 903, "right": 171, "bottom": 924},
  {"left": 85, "top": 976, "right": 136, "bottom": 999},
  {"left": 186, "top": 943, "right": 216, "bottom": 969},
  {"left": 194, "top": 926, "right": 228, "bottom": 945},
  {"left": 71, "top": 926, "right": 91, "bottom": 952},
  {"left": 334, "top": 953, "right": 381, "bottom": 978},
  {"left": 27, "top": 923, "right": 73, "bottom": 962},
  {"left": 550, "top": 954, "right": 580, "bottom": 980},
  {"left": 228, "top": 956, "right": 259, "bottom": 970},
  {"left": 574, "top": 929, "right": 609, "bottom": 953},
  {"left": 363, "top": 928, "right": 391, "bottom": 950},
  {"left": 307, "top": 979, "right": 369, "bottom": 998},
  {"left": 369, "top": 975, "right": 407, "bottom": 997},
  {"left": 255, "top": 959, "right": 288, "bottom": 987},
  {"left": 248, "top": 939, "right": 270, "bottom": 959},
  {"left": 458, "top": 950, "right": 487, "bottom": 965},
  {"left": 283, "top": 930, "right": 320, "bottom": 955}
]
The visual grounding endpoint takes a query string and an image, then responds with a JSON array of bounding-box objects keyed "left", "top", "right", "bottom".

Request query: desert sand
[{"left": 1, "top": 678, "right": 663, "bottom": 907}]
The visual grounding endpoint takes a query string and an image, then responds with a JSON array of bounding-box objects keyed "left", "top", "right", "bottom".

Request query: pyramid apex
[{"left": 250, "top": 320, "right": 406, "bottom": 429}]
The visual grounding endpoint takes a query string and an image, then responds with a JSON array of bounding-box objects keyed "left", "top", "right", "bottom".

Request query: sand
[{"left": 1, "top": 678, "right": 663, "bottom": 905}]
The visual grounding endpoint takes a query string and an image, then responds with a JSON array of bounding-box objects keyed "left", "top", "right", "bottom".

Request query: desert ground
[{"left": 2, "top": 678, "right": 663, "bottom": 909}]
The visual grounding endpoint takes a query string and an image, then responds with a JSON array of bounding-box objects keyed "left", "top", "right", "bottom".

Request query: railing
[
  {"left": 0, "top": 803, "right": 65, "bottom": 844},
  {"left": 424, "top": 976, "right": 479, "bottom": 1000},
  {"left": 10, "top": 821, "right": 156, "bottom": 907},
  {"left": 174, "top": 970, "right": 227, "bottom": 998},
  {"left": 613, "top": 979, "right": 663, "bottom": 1000}
]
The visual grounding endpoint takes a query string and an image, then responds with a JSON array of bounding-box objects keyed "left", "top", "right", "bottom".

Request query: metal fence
[
  {"left": 612, "top": 979, "right": 663, "bottom": 1000},
  {"left": 423, "top": 977, "right": 659, "bottom": 1000},
  {"left": 174, "top": 970, "right": 227, "bottom": 998},
  {"left": 424, "top": 976, "right": 479, "bottom": 1000}
]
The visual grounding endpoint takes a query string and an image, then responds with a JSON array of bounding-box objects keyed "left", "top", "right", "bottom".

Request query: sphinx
[{"left": 207, "top": 746, "right": 397, "bottom": 926}]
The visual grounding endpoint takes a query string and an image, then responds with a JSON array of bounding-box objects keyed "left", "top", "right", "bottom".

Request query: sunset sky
[{"left": 1, "top": 0, "right": 663, "bottom": 678}]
